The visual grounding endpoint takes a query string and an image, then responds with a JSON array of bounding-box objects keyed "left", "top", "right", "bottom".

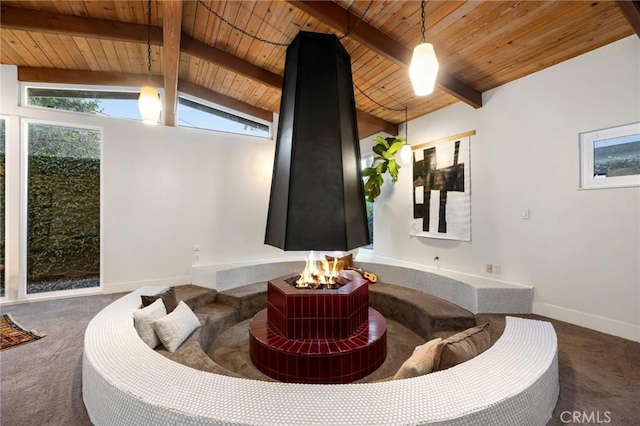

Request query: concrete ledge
[
  {"left": 192, "top": 259, "right": 533, "bottom": 313},
  {"left": 83, "top": 287, "right": 558, "bottom": 425}
]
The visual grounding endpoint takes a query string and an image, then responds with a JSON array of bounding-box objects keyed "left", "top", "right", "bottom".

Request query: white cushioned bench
[{"left": 83, "top": 285, "right": 558, "bottom": 425}]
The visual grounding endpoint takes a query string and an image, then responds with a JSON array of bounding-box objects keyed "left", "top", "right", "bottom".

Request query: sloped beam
[
  {"left": 0, "top": 4, "right": 163, "bottom": 45},
  {"left": 356, "top": 110, "right": 397, "bottom": 136},
  {"left": 183, "top": 37, "right": 397, "bottom": 135},
  {"left": 616, "top": 1, "right": 640, "bottom": 38},
  {"left": 181, "top": 37, "right": 283, "bottom": 90},
  {"left": 16, "top": 67, "right": 273, "bottom": 123},
  {"left": 288, "top": 0, "right": 483, "bottom": 109},
  {"left": 162, "top": 0, "right": 183, "bottom": 126},
  {"left": 18, "top": 67, "right": 164, "bottom": 87},
  {"left": 2, "top": 5, "right": 396, "bottom": 135}
]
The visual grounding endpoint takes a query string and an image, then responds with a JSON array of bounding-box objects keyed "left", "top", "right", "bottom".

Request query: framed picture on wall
[
  {"left": 411, "top": 132, "right": 473, "bottom": 241},
  {"left": 579, "top": 122, "right": 640, "bottom": 189}
]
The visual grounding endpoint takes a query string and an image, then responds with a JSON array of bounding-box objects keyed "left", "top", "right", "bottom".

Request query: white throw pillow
[
  {"left": 153, "top": 301, "right": 200, "bottom": 353},
  {"left": 132, "top": 298, "right": 167, "bottom": 348}
]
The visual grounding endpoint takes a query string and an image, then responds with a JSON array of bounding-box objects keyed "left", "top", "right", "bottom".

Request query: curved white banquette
[{"left": 83, "top": 262, "right": 558, "bottom": 425}]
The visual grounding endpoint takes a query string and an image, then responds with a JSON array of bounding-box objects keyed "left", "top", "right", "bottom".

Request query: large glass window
[
  {"left": 26, "top": 122, "right": 100, "bottom": 294},
  {"left": 580, "top": 122, "right": 640, "bottom": 189},
  {"left": 26, "top": 87, "right": 153, "bottom": 123},
  {"left": 177, "top": 97, "right": 269, "bottom": 138}
]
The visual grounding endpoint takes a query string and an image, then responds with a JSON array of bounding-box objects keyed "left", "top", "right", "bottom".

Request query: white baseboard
[
  {"left": 533, "top": 301, "right": 640, "bottom": 342},
  {"left": 103, "top": 275, "right": 192, "bottom": 294}
]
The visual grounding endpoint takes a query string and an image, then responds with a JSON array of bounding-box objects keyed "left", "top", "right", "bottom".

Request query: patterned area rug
[{"left": 0, "top": 314, "right": 46, "bottom": 350}]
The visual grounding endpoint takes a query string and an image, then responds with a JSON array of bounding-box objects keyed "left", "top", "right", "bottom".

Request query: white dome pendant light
[
  {"left": 138, "top": 0, "right": 162, "bottom": 124},
  {"left": 409, "top": 0, "right": 439, "bottom": 96}
]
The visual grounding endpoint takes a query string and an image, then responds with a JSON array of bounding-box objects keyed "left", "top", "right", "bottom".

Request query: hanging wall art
[{"left": 411, "top": 131, "right": 474, "bottom": 241}]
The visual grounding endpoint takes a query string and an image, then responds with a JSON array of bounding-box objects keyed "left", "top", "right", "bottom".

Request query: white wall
[
  {"left": 371, "top": 36, "right": 640, "bottom": 341},
  {"left": 1, "top": 36, "right": 638, "bottom": 340},
  {"left": 0, "top": 66, "right": 294, "bottom": 297}
]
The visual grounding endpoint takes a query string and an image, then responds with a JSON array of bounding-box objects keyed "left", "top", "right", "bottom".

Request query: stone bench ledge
[{"left": 192, "top": 258, "right": 533, "bottom": 314}]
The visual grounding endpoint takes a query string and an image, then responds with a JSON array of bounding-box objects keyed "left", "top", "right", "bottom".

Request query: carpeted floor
[
  {"left": 0, "top": 293, "right": 123, "bottom": 426},
  {"left": 0, "top": 293, "right": 638, "bottom": 425}
]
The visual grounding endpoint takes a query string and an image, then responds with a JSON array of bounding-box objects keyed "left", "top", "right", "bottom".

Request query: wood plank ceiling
[{"left": 0, "top": 1, "right": 635, "bottom": 138}]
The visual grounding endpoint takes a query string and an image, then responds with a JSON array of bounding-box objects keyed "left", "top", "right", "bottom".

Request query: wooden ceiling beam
[
  {"left": 162, "top": 0, "right": 183, "bottom": 126},
  {"left": 615, "top": 1, "right": 640, "bottom": 38},
  {"left": 16, "top": 67, "right": 273, "bottom": 123},
  {"left": 18, "top": 67, "right": 164, "bottom": 87},
  {"left": 0, "top": 4, "right": 163, "bottom": 45},
  {"left": 182, "top": 38, "right": 397, "bottom": 135},
  {"left": 287, "top": 0, "right": 483, "bottom": 109},
  {"left": 356, "top": 110, "right": 398, "bottom": 136},
  {"left": 181, "top": 37, "right": 283, "bottom": 90},
  {"left": 3, "top": 5, "right": 396, "bottom": 136}
]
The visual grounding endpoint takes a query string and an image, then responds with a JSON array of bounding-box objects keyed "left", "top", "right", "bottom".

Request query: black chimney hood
[{"left": 265, "top": 32, "right": 370, "bottom": 251}]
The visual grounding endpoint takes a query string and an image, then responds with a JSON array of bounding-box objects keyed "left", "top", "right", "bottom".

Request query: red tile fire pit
[{"left": 249, "top": 273, "right": 387, "bottom": 384}]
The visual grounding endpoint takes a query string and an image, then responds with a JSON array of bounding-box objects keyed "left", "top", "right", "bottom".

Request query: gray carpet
[
  {"left": 0, "top": 293, "right": 123, "bottom": 426},
  {"left": 1, "top": 293, "right": 639, "bottom": 425}
]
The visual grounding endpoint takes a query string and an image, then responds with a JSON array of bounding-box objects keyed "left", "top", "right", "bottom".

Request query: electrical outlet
[
  {"left": 195, "top": 253, "right": 200, "bottom": 261},
  {"left": 485, "top": 263, "right": 493, "bottom": 273},
  {"left": 493, "top": 263, "right": 501, "bottom": 274}
]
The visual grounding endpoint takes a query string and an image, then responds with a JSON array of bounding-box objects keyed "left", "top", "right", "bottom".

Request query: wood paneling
[
  {"left": 0, "top": 4, "right": 163, "bottom": 45},
  {"left": 1, "top": 0, "right": 634, "bottom": 132},
  {"left": 288, "top": 0, "right": 483, "bottom": 108}
]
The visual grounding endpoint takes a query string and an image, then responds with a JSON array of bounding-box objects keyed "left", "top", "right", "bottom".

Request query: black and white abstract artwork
[{"left": 411, "top": 136, "right": 471, "bottom": 241}]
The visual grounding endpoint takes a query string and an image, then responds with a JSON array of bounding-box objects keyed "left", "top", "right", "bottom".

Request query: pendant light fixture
[
  {"left": 409, "top": 0, "right": 439, "bottom": 96},
  {"left": 138, "top": 0, "right": 161, "bottom": 124},
  {"left": 399, "top": 107, "right": 412, "bottom": 164}
]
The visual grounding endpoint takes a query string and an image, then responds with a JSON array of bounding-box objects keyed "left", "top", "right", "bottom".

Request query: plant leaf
[
  {"left": 387, "top": 141, "right": 403, "bottom": 155},
  {"left": 388, "top": 160, "right": 400, "bottom": 182},
  {"left": 372, "top": 144, "right": 386, "bottom": 156},
  {"left": 362, "top": 167, "right": 377, "bottom": 177},
  {"left": 373, "top": 136, "right": 390, "bottom": 149},
  {"left": 381, "top": 150, "right": 394, "bottom": 161}
]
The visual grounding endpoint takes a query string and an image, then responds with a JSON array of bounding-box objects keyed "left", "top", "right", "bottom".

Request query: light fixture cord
[
  {"left": 198, "top": 0, "right": 406, "bottom": 130},
  {"left": 196, "top": 0, "right": 373, "bottom": 46},
  {"left": 353, "top": 83, "right": 405, "bottom": 113},
  {"left": 421, "top": 0, "right": 426, "bottom": 43},
  {"left": 405, "top": 107, "right": 408, "bottom": 142},
  {"left": 146, "top": 0, "right": 152, "bottom": 82},
  {"left": 339, "top": 1, "right": 374, "bottom": 40}
]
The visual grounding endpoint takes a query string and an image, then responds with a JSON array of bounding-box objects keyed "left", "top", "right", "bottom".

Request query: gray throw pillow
[
  {"left": 433, "top": 323, "right": 491, "bottom": 371},
  {"left": 141, "top": 287, "right": 178, "bottom": 313}
]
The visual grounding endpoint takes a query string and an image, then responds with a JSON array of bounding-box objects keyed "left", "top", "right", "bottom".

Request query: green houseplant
[{"left": 363, "top": 135, "right": 405, "bottom": 202}]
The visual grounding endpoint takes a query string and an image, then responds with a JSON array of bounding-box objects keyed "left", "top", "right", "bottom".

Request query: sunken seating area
[
  {"left": 162, "top": 282, "right": 477, "bottom": 382},
  {"left": 83, "top": 262, "right": 558, "bottom": 425}
]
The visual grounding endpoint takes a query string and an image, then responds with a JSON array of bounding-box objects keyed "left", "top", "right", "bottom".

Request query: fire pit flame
[{"left": 296, "top": 251, "right": 340, "bottom": 288}]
